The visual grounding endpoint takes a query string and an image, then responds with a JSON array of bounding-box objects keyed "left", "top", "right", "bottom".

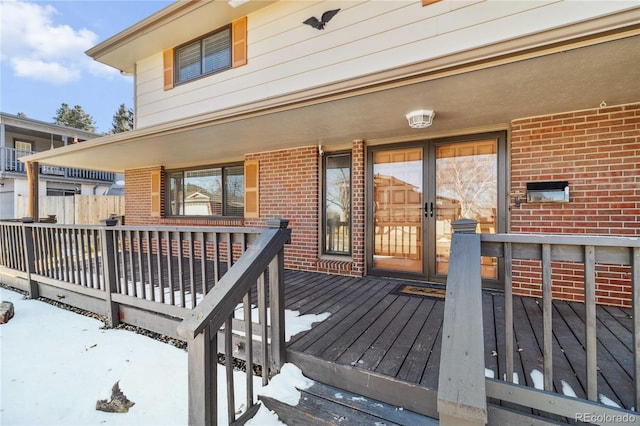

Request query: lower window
[
  {"left": 167, "top": 165, "right": 244, "bottom": 217},
  {"left": 324, "top": 153, "right": 351, "bottom": 255}
]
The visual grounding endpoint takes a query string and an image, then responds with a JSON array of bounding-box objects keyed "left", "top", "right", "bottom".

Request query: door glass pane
[
  {"left": 435, "top": 140, "right": 497, "bottom": 279},
  {"left": 373, "top": 148, "right": 422, "bottom": 272}
]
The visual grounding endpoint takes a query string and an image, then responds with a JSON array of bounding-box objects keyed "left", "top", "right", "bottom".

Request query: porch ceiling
[{"left": 24, "top": 34, "right": 640, "bottom": 173}]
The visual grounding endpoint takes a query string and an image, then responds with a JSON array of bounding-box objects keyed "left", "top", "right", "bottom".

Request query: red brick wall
[
  {"left": 510, "top": 103, "right": 640, "bottom": 306},
  {"left": 245, "top": 146, "right": 319, "bottom": 271},
  {"left": 245, "top": 144, "right": 364, "bottom": 275},
  {"left": 124, "top": 166, "right": 163, "bottom": 226}
]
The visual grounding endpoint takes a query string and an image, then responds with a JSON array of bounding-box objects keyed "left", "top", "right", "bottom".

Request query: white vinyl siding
[{"left": 134, "top": 0, "right": 638, "bottom": 127}]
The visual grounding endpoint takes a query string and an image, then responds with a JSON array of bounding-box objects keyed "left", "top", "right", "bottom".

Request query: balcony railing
[{"left": 1, "top": 147, "right": 115, "bottom": 182}]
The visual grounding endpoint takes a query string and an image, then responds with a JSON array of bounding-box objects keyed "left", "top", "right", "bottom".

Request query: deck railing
[
  {"left": 0, "top": 218, "right": 291, "bottom": 425},
  {"left": 1, "top": 147, "right": 115, "bottom": 182},
  {"left": 439, "top": 219, "right": 640, "bottom": 425},
  {"left": 178, "top": 218, "right": 291, "bottom": 425}
]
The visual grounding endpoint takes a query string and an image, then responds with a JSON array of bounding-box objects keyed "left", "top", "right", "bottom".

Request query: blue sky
[{"left": 0, "top": 0, "right": 174, "bottom": 134}]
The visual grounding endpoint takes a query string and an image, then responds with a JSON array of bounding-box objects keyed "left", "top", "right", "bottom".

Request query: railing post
[
  {"left": 21, "top": 218, "right": 39, "bottom": 299},
  {"left": 187, "top": 326, "right": 215, "bottom": 426},
  {"left": 101, "top": 221, "right": 120, "bottom": 328},
  {"left": 438, "top": 218, "right": 487, "bottom": 426},
  {"left": 267, "top": 218, "right": 289, "bottom": 374}
]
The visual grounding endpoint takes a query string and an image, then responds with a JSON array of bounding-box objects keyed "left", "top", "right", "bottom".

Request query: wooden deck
[{"left": 281, "top": 270, "right": 634, "bottom": 411}]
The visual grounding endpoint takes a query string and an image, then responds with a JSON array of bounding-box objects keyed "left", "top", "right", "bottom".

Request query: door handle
[{"left": 419, "top": 202, "right": 434, "bottom": 217}]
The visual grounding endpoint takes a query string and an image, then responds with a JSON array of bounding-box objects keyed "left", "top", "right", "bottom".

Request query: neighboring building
[
  {"left": 0, "top": 112, "right": 116, "bottom": 219},
  {"left": 24, "top": 1, "right": 640, "bottom": 305}
]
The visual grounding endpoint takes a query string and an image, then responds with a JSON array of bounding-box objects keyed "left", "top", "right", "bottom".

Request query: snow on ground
[{"left": 0, "top": 288, "right": 325, "bottom": 425}]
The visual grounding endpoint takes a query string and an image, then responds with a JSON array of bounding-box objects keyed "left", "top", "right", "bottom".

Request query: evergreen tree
[
  {"left": 110, "top": 104, "right": 134, "bottom": 133},
  {"left": 53, "top": 103, "right": 97, "bottom": 132}
]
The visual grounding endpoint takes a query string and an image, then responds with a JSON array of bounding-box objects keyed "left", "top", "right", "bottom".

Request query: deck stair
[{"left": 259, "top": 379, "right": 438, "bottom": 426}]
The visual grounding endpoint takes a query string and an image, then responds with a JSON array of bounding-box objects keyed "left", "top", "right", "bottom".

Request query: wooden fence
[
  {"left": 16, "top": 195, "right": 124, "bottom": 225},
  {"left": 0, "top": 219, "right": 291, "bottom": 425},
  {"left": 439, "top": 219, "right": 640, "bottom": 425}
]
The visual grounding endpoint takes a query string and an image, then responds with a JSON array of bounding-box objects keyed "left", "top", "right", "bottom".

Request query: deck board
[
  {"left": 395, "top": 298, "right": 442, "bottom": 384},
  {"left": 281, "top": 271, "right": 635, "bottom": 411}
]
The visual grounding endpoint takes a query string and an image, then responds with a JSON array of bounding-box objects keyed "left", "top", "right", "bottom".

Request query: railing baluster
[
  {"left": 258, "top": 272, "right": 269, "bottom": 386},
  {"left": 136, "top": 230, "right": 145, "bottom": 300},
  {"left": 243, "top": 290, "right": 254, "bottom": 411},
  {"left": 89, "top": 229, "right": 100, "bottom": 289},
  {"left": 197, "top": 232, "right": 207, "bottom": 297},
  {"left": 165, "top": 230, "right": 175, "bottom": 306},
  {"left": 225, "top": 316, "right": 235, "bottom": 424},
  {"left": 154, "top": 231, "right": 164, "bottom": 303},
  {"left": 127, "top": 230, "right": 135, "bottom": 297},
  {"left": 584, "top": 245, "right": 597, "bottom": 401},
  {"left": 62, "top": 227, "right": 70, "bottom": 283},
  {"left": 72, "top": 229, "right": 80, "bottom": 285},
  {"left": 504, "top": 241, "right": 514, "bottom": 383},
  {"left": 188, "top": 232, "right": 196, "bottom": 308},
  {"left": 177, "top": 231, "right": 186, "bottom": 308},
  {"left": 94, "top": 229, "right": 103, "bottom": 290},
  {"left": 542, "top": 243, "right": 553, "bottom": 392},
  {"left": 226, "top": 232, "right": 233, "bottom": 272},
  {"left": 145, "top": 230, "right": 153, "bottom": 301},
  {"left": 214, "top": 232, "right": 221, "bottom": 283}
]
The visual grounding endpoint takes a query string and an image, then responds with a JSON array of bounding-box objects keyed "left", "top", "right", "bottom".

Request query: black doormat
[{"left": 391, "top": 284, "right": 446, "bottom": 300}]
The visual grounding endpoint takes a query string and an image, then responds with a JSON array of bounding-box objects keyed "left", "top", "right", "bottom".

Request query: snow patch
[
  {"left": 599, "top": 394, "right": 621, "bottom": 408},
  {"left": 245, "top": 404, "right": 285, "bottom": 425},
  {"left": 561, "top": 380, "right": 576, "bottom": 397},
  {"left": 234, "top": 304, "right": 330, "bottom": 341},
  {"left": 530, "top": 369, "right": 544, "bottom": 390},
  {"left": 257, "top": 363, "right": 314, "bottom": 406}
]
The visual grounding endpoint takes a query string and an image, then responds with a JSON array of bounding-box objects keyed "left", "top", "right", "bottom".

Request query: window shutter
[
  {"left": 244, "top": 160, "right": 259, "bottom": 218},
  {"left": 163, "top": 49, "right": 174, "bottom": 90},
  {"left": 150, "top": 170, "right": 161, "bottom": 217},
  {"left": 231, "top": 16, "right": 247, "bottom": 68}
]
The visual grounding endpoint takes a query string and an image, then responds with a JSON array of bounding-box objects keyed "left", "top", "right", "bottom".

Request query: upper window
[
  {"left": 176, "top": 27, "right": 231, "bottom": 84},
  {"left": 323, "top": 153, "right": 351, "bottom": 255},
  {"left": 14, "top": 140, "right": 32, "bottom": 158},
  {"left": 167, "top": 165, "right": 244, "bottom": 217},
  {"left": 163, "top": 17, "right": 246, "bottom": 91}
]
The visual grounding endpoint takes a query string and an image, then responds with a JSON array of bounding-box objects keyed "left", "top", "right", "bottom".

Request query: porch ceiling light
[{"left": 406, "top": 110, "right": 435, "bottom": 129}]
